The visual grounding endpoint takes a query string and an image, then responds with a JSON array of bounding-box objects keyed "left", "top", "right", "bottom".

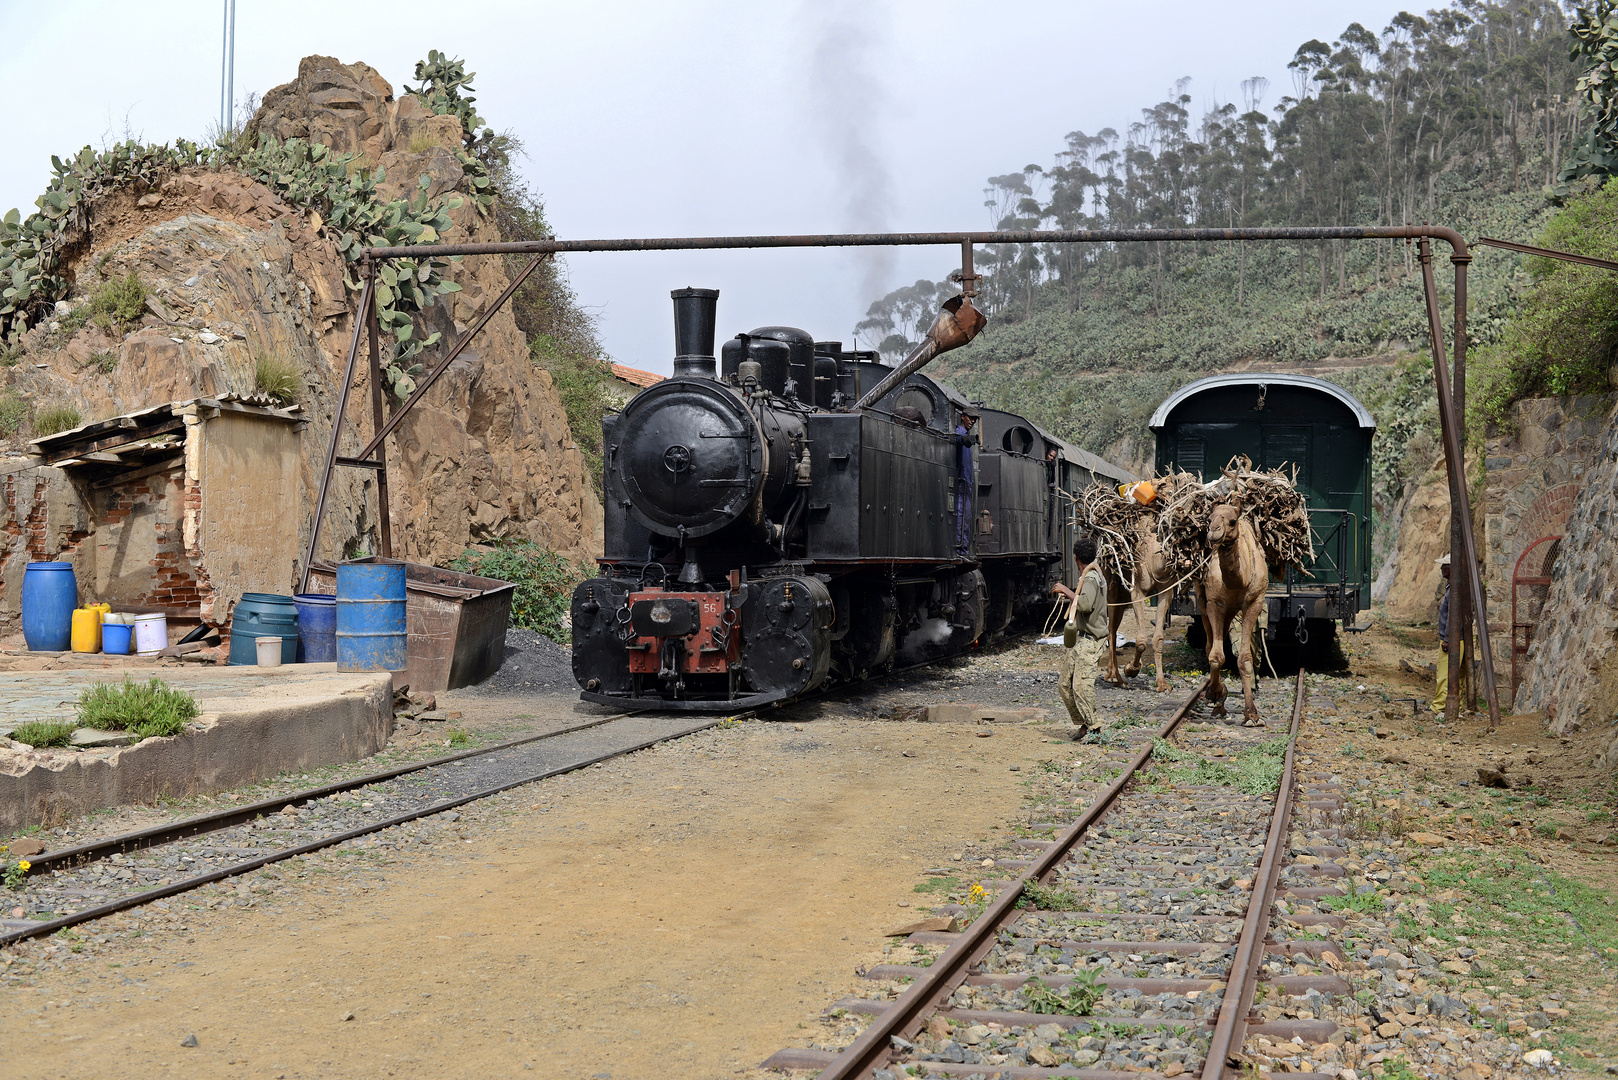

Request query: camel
[
  {"left": 1103, "top": 526, "right": 1175, "bottom": 692},
  {"left": 1195, "top": 502, "right": 1268, "bottom": 724}
]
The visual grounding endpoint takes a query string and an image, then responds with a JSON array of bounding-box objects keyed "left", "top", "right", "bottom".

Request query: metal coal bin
[{"left": 307, "top": 559, "right": 514, "bottom": 692}]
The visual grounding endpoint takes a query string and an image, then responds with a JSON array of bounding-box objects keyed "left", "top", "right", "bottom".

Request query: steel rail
[
  {"left": 361, "top": 224, "right": 1468, "bottom": 261},
  {"left": 15, "top": 711, "right": 644, "bottom": 881},
  {"left": 815, "top": 675, "right": 1211, "bottom": 1080},
  {"left": 0, "top": 714, "right": 726, "bottom": 948},
  {"left": 1199, "top": 670, "right": 1306, "bottom": 1080}
]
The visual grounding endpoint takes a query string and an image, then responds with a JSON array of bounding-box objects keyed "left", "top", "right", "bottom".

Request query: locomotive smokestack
[{"left": 671, "top": 287, "right": 720, "bottom": 379}]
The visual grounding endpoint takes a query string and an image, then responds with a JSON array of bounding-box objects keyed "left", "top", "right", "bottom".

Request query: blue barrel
[
  {"left": 336, "top": 559, "right": 407, "bottom": 672},
  {"left": 293, "top": 593, "right": 337, "bottom": 663},
  {"left": 21, "top": 561, "right": 78, "bottom": 651},
  {"left": 228, "top": 593, "right": 300, "bottom": 665}
]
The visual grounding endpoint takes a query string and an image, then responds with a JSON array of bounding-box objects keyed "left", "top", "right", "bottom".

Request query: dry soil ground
[{"left": 0, "top": 617, "right": 1615, "bottom": 1079}]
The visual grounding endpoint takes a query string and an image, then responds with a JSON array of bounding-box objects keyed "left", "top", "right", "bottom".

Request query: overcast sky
[{"left": 1, "top": 0, "right": 1417, "bottom": 373}]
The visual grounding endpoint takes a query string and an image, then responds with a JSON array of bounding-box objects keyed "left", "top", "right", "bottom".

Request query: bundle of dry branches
[{"left": 1075, "top": 457, "right": 1313, "bottom": 581}]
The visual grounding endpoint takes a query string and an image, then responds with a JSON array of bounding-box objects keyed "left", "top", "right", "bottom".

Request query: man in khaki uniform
[{"left": 1050, "top": 536, "right": 1108, "bottom": 739}]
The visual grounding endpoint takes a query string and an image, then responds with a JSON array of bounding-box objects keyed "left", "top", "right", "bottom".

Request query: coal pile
[{"left": 461, "top": 627, "right": 575, "bottom": 696}]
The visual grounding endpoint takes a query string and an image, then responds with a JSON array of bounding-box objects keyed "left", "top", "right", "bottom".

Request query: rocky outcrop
[
  {"left": 7, "top": 56, "right": 601, "bottom": 577},
  {"left": 1376, "top": 460, "right": 1449, "bottom": 624},
  {"left": 1516, "top": 399, "right": 1618, "bottom": 755}
]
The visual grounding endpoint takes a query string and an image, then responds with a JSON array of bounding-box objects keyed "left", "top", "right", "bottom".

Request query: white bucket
[
  {"left": 256, "top": 636, "right": 284, "bottom": 667},
  {"left": 132, "top": 613, "right": 167, "bottom": 655}
]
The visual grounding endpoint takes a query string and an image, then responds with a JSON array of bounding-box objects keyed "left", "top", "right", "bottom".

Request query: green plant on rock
[
  {"left": 406, "top": 50, "right": 492, "bottom": 152},
  {"left": 76, "top": 676, "right": 200, "bottom": 740},
  {"left": 254, "top": 352, "right": 302, "bottom": 405},
  {"left": 86, "top": 271, "right": 147, "bottom": 332},
  {"left": 32, "top": 403, "right": 81, "bottom": 436},
  {"left": 9, "top": 720, "right": 75, "bottom": 748}
]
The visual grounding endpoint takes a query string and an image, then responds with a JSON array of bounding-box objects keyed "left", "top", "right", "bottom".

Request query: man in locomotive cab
[
  {"left": 955, "top": 410, "right": 979, "bottom": 558},
  {"left": 1050, "top": 536, "right": 1107, "bottom": 739}
]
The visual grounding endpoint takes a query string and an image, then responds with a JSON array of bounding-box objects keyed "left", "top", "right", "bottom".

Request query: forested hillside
[{"left": 858, "top": 0, "right": 1597, "bottom": 559}]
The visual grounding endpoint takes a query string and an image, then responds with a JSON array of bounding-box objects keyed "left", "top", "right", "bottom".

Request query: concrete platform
[{"left": 0, "top": 663, "right": 392, "bottom": 831}]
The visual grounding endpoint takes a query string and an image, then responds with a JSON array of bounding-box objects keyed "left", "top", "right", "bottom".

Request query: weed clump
[
  {"left": 1022, "top": 969, "right": 1103, "bottom": 1015},
  {"left": 449, "top": 540, "right": 587, "bottom": 642},
  {"left": 76, "top": 676, "right": 200, "bottom": 740},
  {"left": 1191, "top": 735, "right": 1290, "bottom": 795},
  {"left": 9, "top": 720, "right": 75, "bottom": 747},
  {"left": 254, "top": 353, "right": 302, "bottom": 405}
]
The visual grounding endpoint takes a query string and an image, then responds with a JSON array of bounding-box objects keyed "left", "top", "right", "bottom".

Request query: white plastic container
[
  {"left": 256, "top": 636, "right": 284, "bottom": 667},
  {"left": 132, "top": 613, "right": 167, "bottom": 655}
]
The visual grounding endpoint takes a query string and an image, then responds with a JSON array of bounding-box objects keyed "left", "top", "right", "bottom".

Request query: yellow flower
[{"left": 17, "top": 860, "right": 29, "bottom": 872}]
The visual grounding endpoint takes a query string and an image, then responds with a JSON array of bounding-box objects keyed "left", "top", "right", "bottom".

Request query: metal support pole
[
  {"left": 1418, "top": 237, "right": 1501, "bottom": 729},
  {"left": 365, "top": 282, "right": 393, "bottom": 559},
  {"left": 299, "top": 266, "right": 375, "bottom": 591},
  {"left": 350, "top": 253, "right": 550, "bottom": 464},
  {"left": 1452, "top": 251, "right": 1475, "bottom": 714}
]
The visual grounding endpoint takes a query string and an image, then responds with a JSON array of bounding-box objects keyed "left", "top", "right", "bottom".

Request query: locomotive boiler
[{"left": 570, "top": 287, "right": 1133, "bottom": 710}]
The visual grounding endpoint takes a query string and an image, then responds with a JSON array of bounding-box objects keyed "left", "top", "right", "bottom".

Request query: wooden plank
[
  {"left": 33, "top": 418, "right": 187, "bottom": 465},
  {"left": 89, "top": 455, "right": 186, "bottom": 490}
]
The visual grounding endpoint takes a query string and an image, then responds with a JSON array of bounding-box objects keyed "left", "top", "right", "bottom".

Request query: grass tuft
[
  {"left": 254, "top": 353, "right": 302, "bottom": 405},
  {"left": 32, "top": 403, "right": 82, "bottom": 437},
  {"left": 9, "top": 720, "right": 75, "bottom": 748},
  {"left": 76, "top": 676, "right": 200, "bottom": 740}
]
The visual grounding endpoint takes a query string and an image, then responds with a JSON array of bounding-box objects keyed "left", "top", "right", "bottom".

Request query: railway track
[
  {"left": 1, "top": 709, "right": 732, "bottom": 947},
  {"left": 0, "top": 635, "right": 1049, "bottom": 946},
  {"left": 764, "top": 670, "right": 1351, "bottom": 1080}
]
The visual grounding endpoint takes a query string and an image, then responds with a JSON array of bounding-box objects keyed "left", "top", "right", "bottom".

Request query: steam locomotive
[{"left": 569, "top": 288, "right": 1133, "bottom": 711}]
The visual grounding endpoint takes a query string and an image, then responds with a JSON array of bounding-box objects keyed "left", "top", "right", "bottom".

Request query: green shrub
[
  {"left": 1471, "top": 177, "right": 1618, "bottom": 432},
  {"left": 87, "top": 272, "right": 148, "bottom": 332},
  {"left": 84, "top": 350, "right": 117, "bottom": 373},
  {"left": 254, "top": 353, "right": 303, "bottom": 405},
  {"left": 449, "top": 541, "right": 587, "bottom": 642},
  {"left": 32, "top": 403, "right": 81, "bottom": 436},
  {"left": 77, "top": 676, "right": 200, "bottom": 740},
  {"left": 9, "top": 720, "right": 75, "bottom": 748}
]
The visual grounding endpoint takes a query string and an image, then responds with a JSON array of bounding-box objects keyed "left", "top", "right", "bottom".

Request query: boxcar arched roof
[{"left": 1148, "top": 373, "right": 1376, "bottom": 432}]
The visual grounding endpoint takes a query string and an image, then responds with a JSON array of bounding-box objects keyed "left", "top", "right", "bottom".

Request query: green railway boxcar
[{"left": 1150, "top": 374, "right": 1374, "bottom": 646}]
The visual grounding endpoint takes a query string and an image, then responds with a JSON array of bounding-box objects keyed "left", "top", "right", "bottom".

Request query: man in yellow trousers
[{"left": 1431, "top": 554, "right": 1470, "bottom": 714}]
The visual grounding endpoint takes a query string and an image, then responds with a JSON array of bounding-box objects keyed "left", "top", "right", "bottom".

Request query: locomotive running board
[{"left": 578, "top": 689, "right": 798, "bottom": 713}]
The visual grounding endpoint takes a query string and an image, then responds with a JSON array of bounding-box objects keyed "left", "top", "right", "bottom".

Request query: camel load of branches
[{"left": 1076, "top": 456, "right": 1314, "bottom": 584}]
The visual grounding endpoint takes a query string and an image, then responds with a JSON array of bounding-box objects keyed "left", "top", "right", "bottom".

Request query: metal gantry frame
[{"left": 306, "top": 223, "right": 1504, "bottom": 727}]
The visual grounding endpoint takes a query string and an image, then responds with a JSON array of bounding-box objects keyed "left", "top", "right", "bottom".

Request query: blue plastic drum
[
  {"left": 21, "top": 561, "right": 77, "bottom": 652},
  {"left": 336, "top": 559, "right": 407, "bottom": 672},
  {"left": 228, "top": 593, "right": 300, "bottom": 665},
  {"left": 293, "top": 593, "right": 337, "bottom": 663}
]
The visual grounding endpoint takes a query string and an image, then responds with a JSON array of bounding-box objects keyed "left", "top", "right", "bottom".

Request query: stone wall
[
  {"left": 1516, "top": 396, "right": 1618, "bottom": 759},
  {"left": 1482, "top": 396, "right": 1609, "bottom": 697}
]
